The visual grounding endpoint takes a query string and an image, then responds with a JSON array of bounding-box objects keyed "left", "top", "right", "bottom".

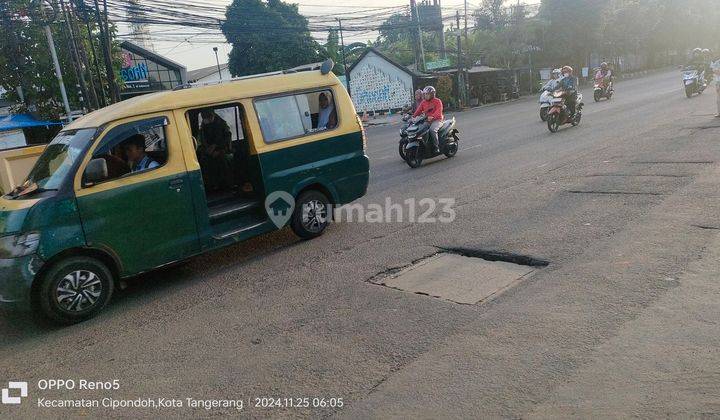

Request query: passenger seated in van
[
  {"left": 317, "top": 92, "right": 337, "bottom": 129},
  {"left": 198, "top": 109, "right": 232, "bottom": 191},
  {"left": 123, "top": 134, "right": 159, "bottom": 172}
]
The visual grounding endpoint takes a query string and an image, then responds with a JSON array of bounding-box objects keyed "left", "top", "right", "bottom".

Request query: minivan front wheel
[
  {"left": 35, "top": 256, "right": 114, "bottom": 324},
  {"left": 291, "top": 190, "right": 331, "bottom": 239}
]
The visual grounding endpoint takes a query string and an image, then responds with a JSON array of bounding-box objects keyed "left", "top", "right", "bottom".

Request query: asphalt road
[{"left": 2, "top": 69, "right": 720, "bottom": 418}]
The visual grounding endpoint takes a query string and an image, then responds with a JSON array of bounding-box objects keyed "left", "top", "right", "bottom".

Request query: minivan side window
[
  {"left": 255, "top": 89, "right": 337, "bottom": 143},
  {"left": 85, "top": 117, "right": 168, "bottom": 185}
]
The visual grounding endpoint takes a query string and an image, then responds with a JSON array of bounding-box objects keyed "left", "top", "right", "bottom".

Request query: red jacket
[{"left": 413, "top": 97, "right": 444, "bottom": 121}]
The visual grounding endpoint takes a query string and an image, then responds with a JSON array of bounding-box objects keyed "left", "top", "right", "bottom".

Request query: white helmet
[{"left": 423, "top": 86, "right": 436, "bottom": 95}]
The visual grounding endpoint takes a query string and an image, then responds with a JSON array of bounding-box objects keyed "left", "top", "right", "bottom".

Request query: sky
[{"left": 121, "top": 0, "right": 539, "bottom": 71}]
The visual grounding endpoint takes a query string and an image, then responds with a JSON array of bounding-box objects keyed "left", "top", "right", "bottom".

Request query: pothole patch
[{"left": 368, "top": 249, "right": 548, "bottom": 305}]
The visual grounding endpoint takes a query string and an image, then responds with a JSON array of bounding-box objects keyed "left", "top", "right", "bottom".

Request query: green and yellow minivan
[{"left": 0, "top": 60, "right": 369, "bottom": 323}]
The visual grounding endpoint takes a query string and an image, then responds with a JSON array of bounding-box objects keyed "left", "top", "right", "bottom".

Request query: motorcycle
[
  {"left": 399, "top": 115, "right": 459, "bottom": 168},
  {"left": 682, "top": 66, "right": 707, "bottom": 98},
  {"left": 539, "top": 88, "right": 553, "bottom": 121},
  {"left": 398, "top": 113, "right": 413, "bottom": 160},
  {"left": 546, "top": 90, "right": 583, "bottom": 133},
  {"left": 593, "top": 77, "right": 613, "bottom": 102}
]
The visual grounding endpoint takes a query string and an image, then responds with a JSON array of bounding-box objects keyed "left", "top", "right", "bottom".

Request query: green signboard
[{"left": 425, "top": 59, "right": 452, "bottom": 71}]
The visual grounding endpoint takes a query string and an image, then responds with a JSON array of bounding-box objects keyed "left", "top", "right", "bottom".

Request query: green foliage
[
  {"left": 222, "top": 0, "right": 322, "bottom": 76},
  {"left": 0, "top": 0, "right": 120, "bottom": 119},
  {"left": 435, "top": 75, "right": 454, "bottom": 102}
]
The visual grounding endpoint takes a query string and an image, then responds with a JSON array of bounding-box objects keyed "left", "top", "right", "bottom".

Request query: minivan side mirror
[{"left": 84, "top": 158, "right": 108, "bottom": 186}]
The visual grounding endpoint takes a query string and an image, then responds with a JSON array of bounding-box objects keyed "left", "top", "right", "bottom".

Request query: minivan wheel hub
[
  {"left": 56, "top": 270, "right": 103, "bottom": 312},
  {"left": 302, "top": 200, "right": 327, "bottom": 233}
]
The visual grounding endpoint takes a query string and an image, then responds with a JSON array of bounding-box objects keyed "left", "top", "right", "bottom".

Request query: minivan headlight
[{"left": 0, "top": 232, "right": 40, "bottom": 259}]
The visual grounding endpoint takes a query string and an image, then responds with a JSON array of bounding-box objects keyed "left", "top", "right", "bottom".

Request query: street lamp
[{"left": 213, "top": 47, "right": 222, "bottom": 81}]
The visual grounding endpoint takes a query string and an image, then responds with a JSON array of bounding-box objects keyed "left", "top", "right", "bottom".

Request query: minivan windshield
[{"left": 13, "top": 128, "right": 96, "bottom": 196}]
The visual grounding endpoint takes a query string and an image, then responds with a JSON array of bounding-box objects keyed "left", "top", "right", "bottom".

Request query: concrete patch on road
[{"left": 369, "top": 252, "right": 540, "bottom": 305}]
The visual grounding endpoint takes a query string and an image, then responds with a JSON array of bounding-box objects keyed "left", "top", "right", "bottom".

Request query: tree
[
  {"left": 474, "top": 0, "right": 507, "bottom": 31},
  {"left": 222, "top": 0, "right": 322, "bottom": 76},
  {"left": 0, "top": 0, "right": 119, "bottom": 120}
]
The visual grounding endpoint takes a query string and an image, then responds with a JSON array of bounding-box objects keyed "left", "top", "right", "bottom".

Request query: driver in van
[
  {"left": 198, "top": 109, "right": 232, "bottom": 191},
  {"left": 123, "top": 134, "right": 159, "bottom": 172}
]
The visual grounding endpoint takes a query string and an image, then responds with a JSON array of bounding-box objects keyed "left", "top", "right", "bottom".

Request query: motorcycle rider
[
  {"left": 559, "top": 65, "right": 578, "bottom": 117},
  {"left": 542, "top": 68, "right": 562, "bottom": 91},
  {"left": 413, "top": 86, "right": 444, "bottom": 154},
  {"left": 412, "top": 89, "right": 424, "bottom": 113},
  {"left": 594, "top": 62, "right": 613, "bottom": 92},
  {"left": 712, "top": 56, "right": 720, "bottom": 118},
  {"left": 689, "top": 48, "right": 705, "bottom": 71},
  {"left": 702, "top": 49, "right": 713, "bottom": 83}
]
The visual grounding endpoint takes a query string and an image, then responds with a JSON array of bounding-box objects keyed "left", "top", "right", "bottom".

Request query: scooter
[
  {"left": 682, "top": 66, "right": 707, "bottom": 98},
  {"left": 593, "top": 77, "right": 613, "bottom": 101},
  {"left": 400, "top": 116, "right": 459, "bottom": 168},
  {"left": 546, "top": 90, "right": 583, "bottom": 133},
  {"left": 539, "top": 88, "right": 553, "bottom": 121}
]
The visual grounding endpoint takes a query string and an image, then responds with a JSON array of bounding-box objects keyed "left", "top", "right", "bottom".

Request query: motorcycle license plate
[{"left": 685, "top": 80, "right": 694, "bottom": 85}]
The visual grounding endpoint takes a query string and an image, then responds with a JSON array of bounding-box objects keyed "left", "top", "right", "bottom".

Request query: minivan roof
[{"left": 67, "top": 70, "right": 341, "bottom": 130}]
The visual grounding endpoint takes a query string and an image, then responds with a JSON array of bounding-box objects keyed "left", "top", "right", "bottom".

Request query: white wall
[
  {"left": 0, "top": 130, "right": 26, "bottom": 151},
  {"left": 196, "top": 67, "right": 233, "bottom": 84},
  {"left": 349, "top": 51, "right": 414, "bottom": 113}
]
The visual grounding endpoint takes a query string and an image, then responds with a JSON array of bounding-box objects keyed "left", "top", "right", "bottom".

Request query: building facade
[
  {"left": 348, "top": 48, "right": 422, "bottom": 114},
  {"left": 120, "top": 41, "right": 187, "bottom": 99}
]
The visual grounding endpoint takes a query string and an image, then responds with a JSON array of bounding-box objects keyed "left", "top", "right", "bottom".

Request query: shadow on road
[{"left": 0, "top": 227, "right": 302, "bottom": 344}]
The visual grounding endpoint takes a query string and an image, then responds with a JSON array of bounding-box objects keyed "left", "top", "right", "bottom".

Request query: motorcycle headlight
[{"left": 0, "top": 232, "right": 40, "bottom": 259}]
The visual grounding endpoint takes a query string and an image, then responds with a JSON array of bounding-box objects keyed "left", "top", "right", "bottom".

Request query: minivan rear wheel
[
  {"left": 291, "top": 190, "right": 331, "bottom": 239},
  {"left": 35, "top": 256, "right": 114, "bottom": 324}
]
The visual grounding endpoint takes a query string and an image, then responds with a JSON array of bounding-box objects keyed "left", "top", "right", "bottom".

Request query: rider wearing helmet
[
  {"left": 413, "top": 86, "right": 444, "bottom": 153},
  {"left": 689, "top": 48, "right": 705, "bottom": 70},
  {"left": 542, "top": 68, "right": 562, "bottom": 91},
  {"left": 559, "top": 65, "right": 578, "bottom": 117},
  {"left": 595, "top": 62, "right": 614, "bottom": 92}
]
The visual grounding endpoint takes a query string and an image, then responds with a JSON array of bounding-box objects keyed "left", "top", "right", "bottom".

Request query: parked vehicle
[
  {"left": 593, "top": 78, "right": 614, "bottom": 102},
  {"left": 546, "top": 90, "right": 584, "bottom": 133},
  {"left": 0, "top": 59, "right": 370, "bottom": 324},
  {"left": 682, "top": 66, "right": 707, "bottom": 98},
  {"left": 400, "top": 116, "right": 459, "bottom": 168}
]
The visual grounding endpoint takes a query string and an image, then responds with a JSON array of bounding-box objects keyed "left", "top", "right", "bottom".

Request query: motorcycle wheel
[
  {"left": 607, "top": 91, "right": 613, "bottom": 100},
  {"left": 547, "top": 114, "right": 560, "bottom": 133},
  {"left": 540, "top": 107, "right": 548, "bottom": 122},
  {"left": 398, "top": 141, "right": 407, "bottom": 160},
  {"left": 685, "top": 85, "right": 694, "bottom": 98},
  {"left": 444, "top": 141, "right": 458, "bottom": 158},
  {"left": 594, "top": 90, "right": 602, "bottom": 102},
  {"left": 404, "top": 147, "right": 423, "bottom": 168},
  {"left": 571, "top": 112, "right": 582, "bottom": 126}
]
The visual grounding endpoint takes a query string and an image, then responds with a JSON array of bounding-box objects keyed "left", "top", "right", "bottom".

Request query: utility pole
[
  {"left": 213, "top": 47, "right": 222, "bottom": 80},
  {"left": 93, "top": 0, "right": 120, "bottom": 103},
  {"left": 437, "top": 0, "right": 446, "bottom": 59},
  {"left": 59, "top": 0, "right": 93, "bottom": 111},
  {"left": 410, "top": 0, "right": 425, "bottom": 72},
  {"left": 36, "top": 1, "right": 72, "bottom": 120},
  {"left": 337, "top": 19, "right": 351, "bottom": 95},
  {"left": 67, "top": 0, "right": 100, "bottom": 109},
  {"left": 44, "top": 25, "right": 73, "bottom": 121},
  {"left": 456, "top": 10, "right": 466, "bottom": 108},
  {"left": 79, "top": 2, "right": 107, "bottom": 107},
  {"left": 464, "top": 0, "right": 468, "bottom": 41}
]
